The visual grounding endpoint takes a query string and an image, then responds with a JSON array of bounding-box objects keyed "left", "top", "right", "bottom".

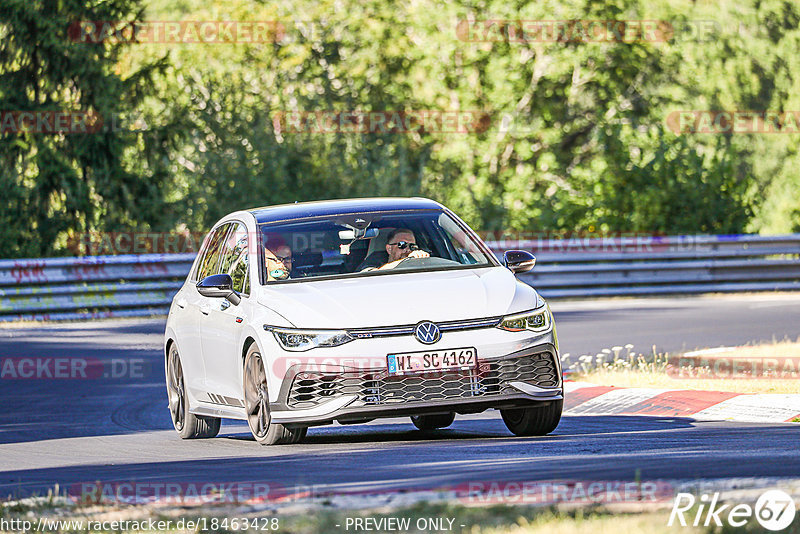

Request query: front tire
[
  {"left": 501, "top": 400, "right": 563, "bottom": 436},
  {"left": 166, "top": 345, "right": 220, "bottom": 439},
  {"left": 411, "top": 412, "right": 455, "bottom": 431},
  {"left": 243, "top": 344, "right": 306, "bottom": 445}
]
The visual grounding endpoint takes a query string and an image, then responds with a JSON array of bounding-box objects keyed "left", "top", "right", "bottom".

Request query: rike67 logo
[{"left": 669, "top": 489, "right": 796, "bottom": 531}]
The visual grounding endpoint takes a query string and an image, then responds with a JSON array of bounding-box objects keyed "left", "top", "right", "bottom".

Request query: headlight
[
  {"left": 497, "top": 307, "right": 551, "bottom": 333},
  {"left": 264, "top": 326, "right": 354, "bottom": 352}
]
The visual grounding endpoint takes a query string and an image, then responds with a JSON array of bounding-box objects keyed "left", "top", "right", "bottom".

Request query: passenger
[{"left": 264, "top": 238, "right": 293, "bottom": 280}]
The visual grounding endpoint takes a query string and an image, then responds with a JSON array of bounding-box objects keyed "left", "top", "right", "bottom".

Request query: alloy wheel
[
  {"left": 245, "top": 351, "right": 270, "bottom": 438},
  {"left": 167, "top": 347, "right": 185, "bottom": 431}
]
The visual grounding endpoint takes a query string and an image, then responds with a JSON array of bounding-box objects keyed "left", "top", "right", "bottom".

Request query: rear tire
[
  {"left": 244, "top": 344, "right": 306, "bottom": 445},
  {"left": 501, "top": 400, "right": 563, "bottom": 436},
  {"left": 411, "top": 412, "right": 455, "bottom": 431},
  {"left": 166, "top": 345, "right": 221, "bottom": 439}
]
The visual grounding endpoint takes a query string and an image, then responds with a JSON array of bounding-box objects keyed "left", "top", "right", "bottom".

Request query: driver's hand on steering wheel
[{"left": 377, "top": 249, "right": 431, "bottom": 270}]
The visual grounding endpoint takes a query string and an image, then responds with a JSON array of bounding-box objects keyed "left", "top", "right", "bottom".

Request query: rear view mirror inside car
[{"left": 338, "top": 227, "right": 379, "bottom": 240}]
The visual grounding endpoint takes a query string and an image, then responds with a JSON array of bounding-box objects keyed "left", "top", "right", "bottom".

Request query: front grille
[
  {"left": 491, "top": 351, "right": 559, "bottom": 388},
  {"left": 287, "top": 351, "right": 558, "bottom": 409}
]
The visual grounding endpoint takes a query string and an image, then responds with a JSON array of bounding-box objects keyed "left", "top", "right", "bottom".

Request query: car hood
[{"left": 257, "top": 266, "right": 540, "bottom": 328}]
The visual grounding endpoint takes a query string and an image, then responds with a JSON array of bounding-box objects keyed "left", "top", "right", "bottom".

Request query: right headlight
[
  {"left": 496, "top": 306, "right": 551, "bottom": 333},
  {"left": 264, "top": 326, "right": 354, "bottom": 352}
]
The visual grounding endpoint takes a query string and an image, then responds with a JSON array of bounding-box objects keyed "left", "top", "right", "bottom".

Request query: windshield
[{"left": 258, "top": 210, "right": 496, "bottom": 283}]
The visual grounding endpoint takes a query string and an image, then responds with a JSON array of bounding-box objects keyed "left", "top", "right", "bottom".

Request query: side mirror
[
  {"left": 197, "top": 274, "right": 241, "bottom": 305},
  {"left": 503, "top": 250, "right": 536, "bottom": 274}
]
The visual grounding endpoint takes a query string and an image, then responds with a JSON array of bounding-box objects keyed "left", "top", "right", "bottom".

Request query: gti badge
[{"left": 414, "top": 321, "right": 441, "bottom": 344}]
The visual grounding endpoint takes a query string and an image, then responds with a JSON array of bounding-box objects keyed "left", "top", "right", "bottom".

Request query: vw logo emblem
[{"left": 414, "top": 321, "right": 441, "bottom": 344}]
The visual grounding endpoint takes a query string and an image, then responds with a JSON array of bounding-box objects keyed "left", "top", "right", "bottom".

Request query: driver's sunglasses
[
  {"left": 268, "top": 254, "right": 292, "bottom": 263},
  {"left": 388, "top": 241, "right": 419, "bottom": 251}
]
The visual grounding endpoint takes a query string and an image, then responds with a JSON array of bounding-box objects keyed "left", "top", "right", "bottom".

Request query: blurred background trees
[
  {"left": 1, "top": 0, "right": 799, "bottom": 257},
  {"left": 0, "top": 0, "right": 174, "bottom": 256}
]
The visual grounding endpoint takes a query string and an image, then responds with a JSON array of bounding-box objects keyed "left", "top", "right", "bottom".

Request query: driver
[
  {"left": 264, "top": 238, "right": 293, "bottom": 281},
  {"left": 375, "top": 228, "right": 430, "bottom": 270}
]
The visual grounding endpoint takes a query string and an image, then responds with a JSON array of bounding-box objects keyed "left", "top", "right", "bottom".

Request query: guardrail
[
  {"left": 1, "top": 234, "right": 798, "bottom": 321},
  {"left": 0, "top": 254, "right": 193, "bottom": 321},
  {"left": 500, "top": 234, "right": 800, "bottom": 298}
]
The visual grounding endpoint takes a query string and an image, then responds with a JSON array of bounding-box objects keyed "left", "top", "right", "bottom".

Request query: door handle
[
  {"left": 175, "top": 298, "right": 187, "bottom": 309},
  {"left": 199, "top": 304, "right": 210, "bottom": 316}
]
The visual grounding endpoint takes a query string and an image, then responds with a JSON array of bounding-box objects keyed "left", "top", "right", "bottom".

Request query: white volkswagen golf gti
[{"left": 164, "top": 198, "right": 563, "bottom": 445}]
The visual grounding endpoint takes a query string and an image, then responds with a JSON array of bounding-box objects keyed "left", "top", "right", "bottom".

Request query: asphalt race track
[{"left": 1, "top": 293, "right": 799, "bottom": 499}]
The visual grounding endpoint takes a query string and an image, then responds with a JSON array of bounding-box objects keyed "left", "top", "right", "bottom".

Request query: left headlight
[
  {"left": 497, "top": 306, "right": 551, "bottom": 333},
  {"left": 264, "top": 326, "right": 355, "bottom": 352}
]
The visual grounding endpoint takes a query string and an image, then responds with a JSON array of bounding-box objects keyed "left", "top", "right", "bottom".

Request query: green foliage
[
  {"left": 594, "top": 124, "right": 753, "bottom": 233},
  {"left": 0, "top": 0, "right": 172, "bottom": 257},
  {"left": 2, "top": 0, "right": 800, "bottom": 257}
]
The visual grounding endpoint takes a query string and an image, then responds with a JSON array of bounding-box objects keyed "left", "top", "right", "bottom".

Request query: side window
[
  {"left": 219, "top": 222, "right": 250, "bottom": 295},
  {"left": 194, "top": 223, "right": 233, "bottom": 281}
]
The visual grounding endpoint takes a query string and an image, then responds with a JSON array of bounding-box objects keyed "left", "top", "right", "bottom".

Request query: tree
[{"left": 0, "top": 0, "right": 170, "bottom": 257}]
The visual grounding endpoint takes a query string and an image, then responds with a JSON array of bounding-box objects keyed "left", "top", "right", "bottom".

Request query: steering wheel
[{"left": 394, "top": 255, "right": 460, "bottom": 270}]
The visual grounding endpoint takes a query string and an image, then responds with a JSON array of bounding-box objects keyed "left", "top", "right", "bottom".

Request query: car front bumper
[{"left": 268, "top": 342, "right": 562, "bottom": 425}]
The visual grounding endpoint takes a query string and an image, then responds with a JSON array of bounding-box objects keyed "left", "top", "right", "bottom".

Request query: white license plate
[{"left": 386, "top": 347, "right": 477, "bottom": 375}]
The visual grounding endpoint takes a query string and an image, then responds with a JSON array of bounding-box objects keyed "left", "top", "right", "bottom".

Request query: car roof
[{"left": 249, "top": 197, "right": 445, "bottom": 224}]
